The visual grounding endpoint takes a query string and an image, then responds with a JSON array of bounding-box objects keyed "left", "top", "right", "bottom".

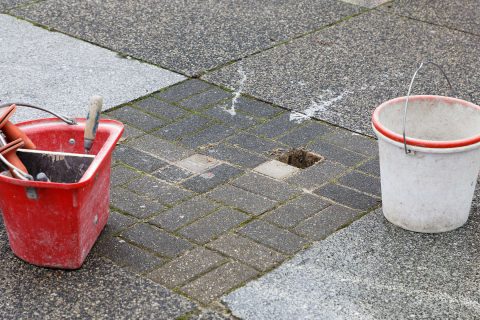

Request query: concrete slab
[
  {"left": 223, "top": 193, "right": 480, "bottom": 319},
  {"left": 11, "top": 0, "right": 363, "bottom": 76},
  {"left": 204, "top": 10, "right": 480, "bottom": 134},
  {"left": 383, "top": 0, "right": 480, "bottom": 36},
  {"left": 0, "top": 0, "right": 32, "bottom": 11},
  {"left": 0, "top": 14, "right": 184, "bottom": 122},
  {"left": 340, "top": 0, "right": 389, "bottom": 8}
]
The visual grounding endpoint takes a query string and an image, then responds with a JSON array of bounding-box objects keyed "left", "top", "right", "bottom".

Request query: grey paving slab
[
  {"left": 153, "top": 114, "right": 212, "bottom": 141},
  {"left": 383, "top": 0, "right": 480, "bottom": 36},
  {"left": 179, "top": 88, "right": 232, "bottom": 110},
  {"left": 277, "top": 121, "right": 332, "bottom": 148},
  {"left": 111, "top": 187, "right": 166, "bottom": 219},
  {"left": 155, "top": 80, "right": 214, "bottom": 102},
  {"left": 227, "top": 132, "right": 283, "bottom": 155},
  {"left": 0, "top": 14, "right": 184, "bottom": 122},
  {"left": 314, "top": 183, "right": 380, "bottom": 210},
  {"left": 133, "top": 97, "right": 187, "bottom": 120},
  {"left": 340, "top": 0, "right": 389, "bottom": 8},
  {"left": 338, "top": 170, "right": 381, "bottom": 197},
  {"left": 0, "top": 227, "right": 195, "bottom": 319},
  {"left": 127, "top": 134, "right": 194, "bottom": 162},
  {"left": 0, "top": 0, "right": 32, "bottom": 11},
  {"left": 110, "top": 165, "right": 140, "bottom": 187},
  {"left": 113, "top": 145, "right": 168, "bottom": 173},
  {"left": 181, "top": 164, "right": 244, "bottom": 193},
  {"left": 224, "top": 207, "right": 480, "bottom": 319},
  {"left": 204, "top": 144, "right": 268, "bottom": 169},
  {"left": 108, "top": 106, "right": 167, "bottom": 131},
  {"left": 308, "top": 139, "right": 368, "bottom": 167},
  {"left": 153, "top": 165, "right": 193, "bottom": 183},
  {"left": 204, "top": 10, "right": 480, "bottom": 134},
  {"left": 357, "top": 157, "right": 380, "bottom": 177},
  {"left": 231, "top": 172, "right": 301, "bottom": 202},
  {"left": 126, "top": 175, "right": 194, "bottom": 205},
  {"left": 286, "top": 160, "right": 348, "bottom": 190},
  {"left": 203, "top": 104, "right": 260, "bottom": 130},
  {"left": 102, "top": 211, "right": 136, "bottom": 236},
  {"left": 13, "top": 0, "right": 362, "bottom": 76},
  {"left": 181, "top": 124, "right": 235, "bottom": 149}
]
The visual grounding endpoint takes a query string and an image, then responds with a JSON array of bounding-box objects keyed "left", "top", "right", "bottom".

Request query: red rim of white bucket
[{"left": 372, "top": 95, "right": 480, "bottom": 149}]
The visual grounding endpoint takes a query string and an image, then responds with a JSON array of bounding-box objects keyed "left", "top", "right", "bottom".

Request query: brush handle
[{"left": 84, "top": 96, "right": 103, "bottom": 151}]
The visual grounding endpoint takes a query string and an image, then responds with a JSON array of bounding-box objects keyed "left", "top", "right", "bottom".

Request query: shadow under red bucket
[{"left": 0, "top": 118, "right": 123, "bottom": 269}]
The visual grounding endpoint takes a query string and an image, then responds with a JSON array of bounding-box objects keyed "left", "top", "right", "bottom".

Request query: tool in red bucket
[{"left": 0, "top": 98, "right": 123, "bottom": 269}]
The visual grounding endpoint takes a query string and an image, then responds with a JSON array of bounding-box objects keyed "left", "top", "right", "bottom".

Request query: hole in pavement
[{"left": 276, "top": 148, "right": 323, "bottom": 169}]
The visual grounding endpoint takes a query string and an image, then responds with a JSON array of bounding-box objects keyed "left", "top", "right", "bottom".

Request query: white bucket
[{"left": 372, "top": 95, "right": 480, "bottom": 233}]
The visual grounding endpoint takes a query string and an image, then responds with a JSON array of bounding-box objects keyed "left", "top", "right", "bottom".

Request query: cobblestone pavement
[{"left": 98, "top": 79, "right": 381, "bottom": 309}]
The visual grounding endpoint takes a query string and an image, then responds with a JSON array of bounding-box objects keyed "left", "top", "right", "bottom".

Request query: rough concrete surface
[{"left": 0, "top": 14, "right": 184, "bottom": 122}]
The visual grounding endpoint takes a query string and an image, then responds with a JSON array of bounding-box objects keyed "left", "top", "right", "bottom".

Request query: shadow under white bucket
[{"left": 372, "top": 95, "right": 480, "bottom": 233}]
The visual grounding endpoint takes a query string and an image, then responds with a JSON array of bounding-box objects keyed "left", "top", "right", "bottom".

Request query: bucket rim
[{"left": 372, "top": 95, "right": 480, "bottom": 149}]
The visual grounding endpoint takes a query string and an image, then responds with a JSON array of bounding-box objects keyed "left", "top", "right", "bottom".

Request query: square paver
[
  {"left": 153, "top": 165, "right": 193, "bottom": 183},
  {"left": 127, "top": 134, "right": 193, "bottom": 162},
  {"left": 207, "top": 234, "right": 286, "bottom": 272},
  {"left": 176, "top": 154, "right": 220, "bottom": 174},
  {"left": 121, "top": 223, "right": 193, "bottom": 258},
  {"left": 181, "top": 164, "right": 243, "bottom": 193},
  {"left": 207, "top": 185, "right": 277, "bottom": 216},
  {"left": 308, "top": 139, "right": 367, "bottom": 167},
  {"left": 286, "top": 160, "right": 348, "bottom": 190},
  {"left": 338, "top": 170, "right": 381, "bottom": 197},
  {"left": 204, "top": 144, "right": 267, "bottom": 169},
  {"left": 150, "top": 196, "right": 219, "bottom": 231},
  {"left": 294, "top": 205, "right": 361, "bottom": 240},
  {"left": 238, "top": 220, "right": 308, "bottom": 254},
  {"left": 179, "top": 208, "right": 249, "bottom": 244},
  {"left": 148, "top": 247, "right": 226, "bottom": 288},
  {"left": 155, "top": 80, "right": 213, "bottom": 102},
  {"left": 125, "top": 176, "right": 194, "bottom": 205},
  {"left": 134, "top": 97, "right": 187, "bottom": 120},
  {"left": 181, "top": 261, "right": 259, "bottom": 304},
  {"left": 111, "top": 187, "right": 166, "bottom": 219},
  {"left": 231, "top": 172, "right": 301, "bottom": 201},
  {"left": 264, "top": 193, "right": 331, "bottom": 228},
  {"left": 314, "top": 183, "right": 380, "bottom": 211},
  {"left": 253, "top": 160, "right": 300, "bottom": 180},
  {"left": 108, "top": 106, "right": 167, "bottom": 131},
  {"left": 113, "top": 145, "right": 168, "bottom": 173},
  {"left": 179, "top": 88, "right": 232, "bottom": 110}
]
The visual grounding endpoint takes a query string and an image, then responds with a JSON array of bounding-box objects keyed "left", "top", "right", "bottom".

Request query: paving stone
[
  {"left": 323, "top": 129, "right": 378, "bottom": 156},
  {"left": 227, "top": 132, "right": 283, "bottom": 155},
  {"left": 153, "top": 114, "right": 212, "bottom": 141},
  {"left": 0, "top": 14, "right": 184, "bottom": 122},
  {"left": 96, "top": 237, "right": 165, "bottom": 273},
  {"left": 205, "top": 144, "right": 267, "bottom": 169},
  {"left": 127, "top": 134, "right": 193, "bottom": 162},
  {"left": 208, "top": 185, "right": 277, "bottom": 216},
  {"left": 232, "top": 96, "right": 284, "bottom": 118},
  {"left": 150, "top": 197, "right": 220, "bottom": 232},
  {"left": 176, "top": 154, "right": 220, "bottom": 174},
  {"left": 111, "top": 187, "right": 166, "bottom": 219},
  {"left": 238, "top": 220, "right": 307, "bottom": 254},
  {"left": 207, "top": 234, "right": 286, "bottom": 272},
  {"left": 102, "top": 211, "right": 136, "bottom": 236},
  {"left": 181, "top": 261, "right": 259, "bottom": 305},
  {"left": 253, "top": 160, "right": 300, "bottom": 180},
  {"left": 134, "top": 97, "right": 187, "bottom": 120},
  {"left": 113, "top": 145, "right": 168, "bottom": 173},
  {"left": 264, "top": 193, "right": 331, "bottom": 229},
  {"left": 357, "top": 157, "right": 380, "bottom": 176},
  {"left": 156, "top": 80, "right": 214, "bottom": 102},
  {"left": 251, "top": 113, "right": 302, "bottom": 139},
  {"left": 179, "top": 208, "right": 249, "bottom": 244},
  {"left": 179, "top": 89, "right": 232, "bottom": 110},
  {"left": 126, "top": 176, "right": 194, "bottom": 205},
  {"left": 181, "top": 164, "right": 244, "bottom": 193},
  {"left": 121, "top": 223, "right": 193, "bottom": 258},
  {"left": 295, "top": 205, "right": 361, "bottom": 240},
  {"left": 181, "top": 124, "right": 235, "bottom": 149},
  {"left": 153, "top": 165, "right": 193, "bottom": 183},
  {"left": 314, "top": 183, "right": 380, "bottom": 211},
  {"left": 0, "top": 0, "right": 31, "bottom": 11},
  {"left": 308, "top": 139, "right": 367, "bottom": 167},
  {"left": 286, "top": 160, "right": 348, "bottom": 190},
  {"left": 203, "top": 104, "right": 260, "bottom": 129},
  {"left": 341, "top": 0, "right": 389, "bottom": 8},
  {"left": 277, "top": 121, "right": 332, "bottom": 147},
  {"left": 121, "top": 123, "right": 145, "bottom": 140},
  {"left": 108, "top": 106, "right": 167, "bottom": 131},
  {"left": 231, "top": 172, "right": 301, "bottom": 202},
  {"left": 338, "top": 170, "right": 381, "bottom": 197},
  {"left": 148, "top": 247, "right": 226, "bottom": 288},
  {"left": 110, "top": 165, "right": 140, "bottom": 187}
]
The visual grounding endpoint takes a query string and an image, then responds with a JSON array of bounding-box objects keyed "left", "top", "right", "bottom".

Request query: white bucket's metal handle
[{"left": 402, "top": 61, "right": 457, "bottom": 154}]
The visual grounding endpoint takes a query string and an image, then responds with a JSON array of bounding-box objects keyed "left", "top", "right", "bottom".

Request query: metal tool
[{"left": 84, "top": 96, "right": 103, "bottom": 153}]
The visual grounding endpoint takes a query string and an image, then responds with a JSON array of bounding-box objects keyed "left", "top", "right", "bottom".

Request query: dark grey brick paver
[
  {"left": 96, "top": 237, "right": 165, "bottom": 273},
  {"left": 108, "top": 106, "right": 166, "bottom": 131},
  {"left": 338, "top": 170, "right": 381, "bottom": 197},
  {"left": 179, "top": 88, "right": 232, "bottom": 110},
  {"left": 121, "top": 223, "right": 193, "bottom": 258},
  {"left": 153, "top": 114, "right": 211, "bottom": 141},
  {"left": 208, "top": 185, "right": 277, "bottom": 215},
  {"left": 294, "top": 205, "right": 362, "bottom": 241},
  {"left": 238, "top": 220, "right": 307, "bottom": 254},
  {"left": 155, "top": 80, "right": 213, "bottom": 102},
  {"left": 179, "top": 208, "right": 249, "bottom": 244},
  {"left": 227, "top": 132, "right": 283, "bottom": 155},
  {"left": 111, "top": 187, "right": 166, "bottom": 219},
  {"left": 181, "top": 164, "right": 243, "bottom": 193},
  {"left": 277, "top": 121, "right": 332, "bottom": 147},
  {"left": 153, "top": 165, "right": 193, "bottom": 183},
  {"left": 134, "top": 97, "right": 187, "bottom": 120},
  {"left": 357, "top": 157, "right": 380, "bottom": 177},
  {"left": 314, "top": 183, "right": 380, "bottom": 211},
  {"left": 181, "top": 261, "right": 258, "bottom": 304},
  {"left": 309, "top": 140, "right": 367, "bottom": 167},
  {"left": 263, "top": 193, "right": 331, "bottom": 228},
  {"left": 121, "top": 123, "right": 145, "bottom": 140},
  {"left": 204, "top": 144, "right": 267, "bottom": 168},
  {"left": 232, "top": 97, "right": 284, "bottom": 118},
  {"left": 181, "top": 124, "right": 235, "bottom": 148},
  {"left": 113, "top": 145, "right": 168, "bottom": 173},
  {"left": 127, "top": 134, "right": 193, "bottom": 162},
  {"left": 323, "top": 130, "right": 378, "bottom": 156},
  {"left": 148, "top": 247, "right": 226, "bottom": 288},
  {"left": 207, "top": 234, "right": 285, "bottom": 272},
  {"left": 111, "top": 165, "right": 140, "bottom": 187},
  {"left": 126, "top": 175, "right": 194, "bottom": 205},
  {"left": 231, "top": 172, "right": 301, "bottom": 202},
  {"left": 251, "top": 113, "right": 302, "bottom": 138},
  {"left": 150, "top": 197, "right": 220, "bottom": 231},
  {"left": 102, "top": 211, "right": 136, "bottom": 236},
  {"left": 203, "top": 104, "right": 260, "bottom": 129},
  {"left": 286, "top": 160, "right": 348, "bottom": 190}
]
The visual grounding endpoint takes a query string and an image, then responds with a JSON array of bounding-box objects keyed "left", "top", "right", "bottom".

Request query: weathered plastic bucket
[{"left": 372, "top": 94, "right": 480, "bottom": 233}]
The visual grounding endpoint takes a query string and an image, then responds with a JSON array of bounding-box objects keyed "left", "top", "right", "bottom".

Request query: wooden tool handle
[{"left": 84, "top": 96, "right": 103, "bottom": 145}]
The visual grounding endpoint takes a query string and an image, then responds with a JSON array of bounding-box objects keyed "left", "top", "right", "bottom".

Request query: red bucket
[{"left": 0, "top": 118, "right": 123, "bottom": 269}]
